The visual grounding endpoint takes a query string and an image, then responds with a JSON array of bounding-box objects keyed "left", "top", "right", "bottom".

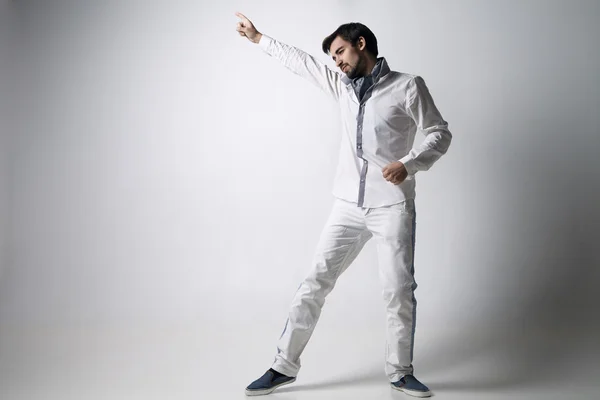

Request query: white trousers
[{"left": 272, "top": 198, "right": 418, "bottom": 382}]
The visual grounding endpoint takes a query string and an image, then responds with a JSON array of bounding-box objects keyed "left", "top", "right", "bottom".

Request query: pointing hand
[{"left": 235, "top": 12, "right": 262, "bottom": 44}]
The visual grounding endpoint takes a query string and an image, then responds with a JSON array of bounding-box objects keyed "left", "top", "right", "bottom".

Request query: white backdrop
[
  {"left": 0, "top": 0, "right": 13, "bottom": 283},
  {"left": 1, "top": 1, "right": 599, "bottom": 399}
]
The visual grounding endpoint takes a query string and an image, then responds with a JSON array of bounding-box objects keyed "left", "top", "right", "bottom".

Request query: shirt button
[{"left": 357, "top": 144, "right": 362, "bottom": 149}]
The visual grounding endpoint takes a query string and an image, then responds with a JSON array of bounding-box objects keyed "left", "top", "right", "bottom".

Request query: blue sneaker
[
  {"left": 245, "top": 368, "right": 296, "bottom": 396},
  {"left": 390, "top": 375, "right": 432, "bottom": 397}
]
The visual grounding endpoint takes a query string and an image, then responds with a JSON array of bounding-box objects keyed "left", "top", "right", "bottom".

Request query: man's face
[{"left": 330, "top": 35, "right": 367, "bottom": 79}]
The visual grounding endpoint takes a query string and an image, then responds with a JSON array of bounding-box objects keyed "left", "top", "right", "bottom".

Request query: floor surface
[{"left": 0, "top": 322, "right": 598, "bottom": 400}]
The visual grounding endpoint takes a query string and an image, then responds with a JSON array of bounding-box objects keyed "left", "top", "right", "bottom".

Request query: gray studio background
[{"left": 1, "top": 1, "right": 599, "bottom": 399}]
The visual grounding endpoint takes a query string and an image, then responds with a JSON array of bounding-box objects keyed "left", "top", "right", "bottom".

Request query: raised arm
[{"left": 236, "top": 12, "right": 343, "bottom": 101}]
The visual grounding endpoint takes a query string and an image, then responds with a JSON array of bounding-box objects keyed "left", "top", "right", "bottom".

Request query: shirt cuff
[
  {"left": 258, "top": 34, "right": 272, "bottom": 51},
  {"left": 399, "top": 155, "right": 418, "bottom": 176}
]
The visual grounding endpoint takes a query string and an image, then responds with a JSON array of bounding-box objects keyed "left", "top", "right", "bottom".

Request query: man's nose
[{"left": 336, "top": 59, "right": 343, "bottom": 68}]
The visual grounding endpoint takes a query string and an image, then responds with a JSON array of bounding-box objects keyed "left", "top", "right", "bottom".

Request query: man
[{"left": 236, "top": 12, "right": 451, "bottom": 398}]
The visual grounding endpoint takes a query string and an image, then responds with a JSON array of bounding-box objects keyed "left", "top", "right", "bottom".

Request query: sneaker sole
[
  {"left": 245, "top": 378, "right": 296, "bottom": 396},
  {"left": 390, "top": 383, "right": 432, "bottom": 398}
]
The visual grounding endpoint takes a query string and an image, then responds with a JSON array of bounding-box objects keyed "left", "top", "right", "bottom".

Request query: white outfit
[
  {"left": 259, "top": 35, "right": 452, "bottom": 208},
  {"left": 257, "top": 35, "right": 451, "bottom": 382}
]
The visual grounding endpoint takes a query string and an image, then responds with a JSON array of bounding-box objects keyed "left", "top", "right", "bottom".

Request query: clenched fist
[
  {"left": 382, "top": 162, "right": 408, "bottom": 185},
  {"left": 235, "top": 12, "right": 262, "bottom": 44}
]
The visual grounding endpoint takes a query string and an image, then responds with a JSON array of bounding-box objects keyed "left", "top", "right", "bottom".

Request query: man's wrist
[{"left": 399, "top": 156, "right": 417, "bottom": 176}]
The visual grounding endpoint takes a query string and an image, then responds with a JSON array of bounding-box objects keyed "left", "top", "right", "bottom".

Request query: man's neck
[{"left": 361, "top": 56, "right": 378, "bottom": 78}]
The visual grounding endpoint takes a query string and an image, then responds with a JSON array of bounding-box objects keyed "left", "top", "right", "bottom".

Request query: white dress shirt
[{"left": 259, "top": 35, "right": 452, "bottom": 208}]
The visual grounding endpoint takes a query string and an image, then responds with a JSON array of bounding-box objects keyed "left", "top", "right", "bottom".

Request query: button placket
[{"left": 356, "top": 100, "right": 369, "bottom": 207}]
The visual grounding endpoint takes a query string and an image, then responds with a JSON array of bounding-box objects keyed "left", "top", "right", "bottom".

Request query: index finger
[{"left": 235, "top": 12, "right": 251, "bottom": 24}]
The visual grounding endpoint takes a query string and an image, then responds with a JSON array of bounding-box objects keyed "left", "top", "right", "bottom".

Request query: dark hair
[{"left": 322, "top": 22, "right": 378, "bottom": 57}]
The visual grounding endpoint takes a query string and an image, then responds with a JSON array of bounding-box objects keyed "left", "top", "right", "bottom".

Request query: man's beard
[{"left": 345, "top": 55, "right": 367, "bottom": 79}]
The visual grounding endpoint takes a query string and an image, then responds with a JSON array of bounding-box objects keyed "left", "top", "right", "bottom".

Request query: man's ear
[{"left": 357, "top": 36, "right": 366, "bottom": 51}]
